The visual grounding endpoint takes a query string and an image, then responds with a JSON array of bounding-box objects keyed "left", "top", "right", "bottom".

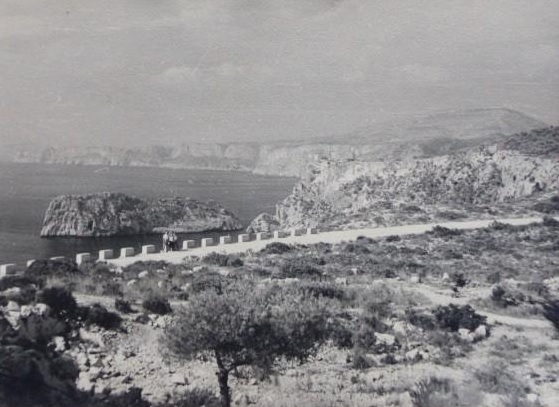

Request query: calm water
[{"left": 0, "top": 163, "right": 296, "bottom": 265}]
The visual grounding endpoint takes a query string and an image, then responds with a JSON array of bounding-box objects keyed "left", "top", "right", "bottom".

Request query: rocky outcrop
[
  {"left": 13, "top": 109, "right": 547, "bottom": 178},
  {"left": 273, "top": 127, "right": 559, "bottom": 229},
  {"left": 246, "top": 213, "right": 280, "bottom": 233},
  {"left": 40, "top": 192, "right": 242, "bottom": 237},
  {"left": 0, "top": 304, "right": 79, "bottom": 407}
]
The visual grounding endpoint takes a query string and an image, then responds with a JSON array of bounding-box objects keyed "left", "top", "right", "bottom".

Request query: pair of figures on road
[{"left": 162, "top": 230, "right": 178, "bottom": 252}]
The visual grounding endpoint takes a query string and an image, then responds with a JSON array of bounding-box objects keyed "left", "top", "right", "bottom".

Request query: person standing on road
[{"left": 162, "top": 230, "right": 169, "bottom": 253}]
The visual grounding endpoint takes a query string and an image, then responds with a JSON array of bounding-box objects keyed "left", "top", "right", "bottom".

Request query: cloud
[{"left": 1, "top": 0, "right": 558, "bottom": 148}]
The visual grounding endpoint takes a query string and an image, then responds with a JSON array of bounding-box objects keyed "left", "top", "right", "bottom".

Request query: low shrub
[
  {"left": 451, "top": 272, "right": 468, "bottom": 288},
  {"left": 428, "top": 226, "right": 463, "bottom": 238},
  {"left": 115, "top": 298, "right": 134, "bottom": 314},
  {"left": 81, "top": 303, "right": 122, "bottom": 330},
  {"left": 433, "top": 304, "right": 486, "bottom": 332},
  {"left": 385, "top": 235, "right": 401, "bottom": 242},
  {"left": 410, "top": 377, "right": 457, "bottom": 407},
  {"left": 260, "top": 242, "right": 292, "bottom": 255},
  {"left": 542, "top": 215, "right": 559, "bottom": 227},
  {"left": 406, "top": 308, "right": 437, "bottom": 331},
  {"left": 0, "top": 275, "right": 42, "bottom": 291},
  {"left": 474, "top": 360, "right": 528, "bottom": 395},
  {"left": 328, "top": 317, "right": 356, "bottom": 349},
  {"left": 343, "top": 243, "right": 371, "bottom": 254},
  {"left": 533, "top": 197, "right": 559, "bottom": 214},
  {"left": 351, "top": 349, "right": 376, "bottom": 370},
  {"left": 299, "top": 282, "right": 346, "bottom": 300},
  {"left": 436, "top": 210, "right": 468, "bottom": 220},
  {"left": 165, "top": 387, "right": 221, "bottom": 407},
  {"left": 491, "top": 284, "right": 526, "bottom": 307},
  {"left": 142, "top": 295, "right": 172, "bottom": 315},
  {"left": 189, "top": 272, "right": 227, "bottom": 295},
  {"left": 26, "top": 259, "right": 82, "bottom": 280},
  {"left": 202, "top": 252, "right": 243, "bottom": 267},
  {"left": 36, "top": 286, "right": 78, "bottom": 320},
  {"left": 353, "top": 325, "right": 377, "bottom": 351},
  {"left": 279, "top": 258, "right": 323, "bottom": 279},
  {"left": 542, "top": 299, "right": 559, "bottom": 333}
]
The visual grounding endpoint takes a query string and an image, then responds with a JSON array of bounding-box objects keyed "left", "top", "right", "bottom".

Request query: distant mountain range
[{"left": 11, "top": 108, "right": 549, "bottom": 177}]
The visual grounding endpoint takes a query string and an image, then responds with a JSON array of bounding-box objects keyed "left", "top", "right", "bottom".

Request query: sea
[{"left": 0, "top": 162, "right": 296, "bottom": 265}]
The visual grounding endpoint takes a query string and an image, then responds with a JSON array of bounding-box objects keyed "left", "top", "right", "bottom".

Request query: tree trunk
[{"left": 215, "top": 353, "right": 231, "bottom": 407}]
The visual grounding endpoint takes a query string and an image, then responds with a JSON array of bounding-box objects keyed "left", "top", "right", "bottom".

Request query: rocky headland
[
  {"left": 250, "top": 127, "right": 559, "bottom": 231},
  {"left": 40, "top": 193, "right": 242, "bottom": 237}
]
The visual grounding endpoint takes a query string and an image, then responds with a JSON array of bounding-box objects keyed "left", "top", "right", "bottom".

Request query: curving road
[{"left": 106, "top": 216, "right": 557, "bottom": 267}]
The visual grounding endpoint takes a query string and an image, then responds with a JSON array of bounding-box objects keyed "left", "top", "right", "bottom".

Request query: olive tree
[{"left": 162, "top": 282, "right": 331, "bottom": 407}]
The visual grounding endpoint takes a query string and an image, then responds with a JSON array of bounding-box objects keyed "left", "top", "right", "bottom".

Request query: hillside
[
  {"left": 253, "top": 127, "right": 559, "bottom": 231},
  {"left": 12, "top": 109, "right": 547, "bottom": 178},
  {"left": 3, "top": 220, "right": 559, "bottom": 406}
]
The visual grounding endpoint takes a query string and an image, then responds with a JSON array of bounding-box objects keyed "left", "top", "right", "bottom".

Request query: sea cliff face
[
  {"left": 272, "top": 127, "right": 559, "bottom": 230},
  {"left": 40, "top": 193, "right": 242, "bottom": 237},
  {"left": 13, "top": 109, "right": 546, "bottom": 178}
]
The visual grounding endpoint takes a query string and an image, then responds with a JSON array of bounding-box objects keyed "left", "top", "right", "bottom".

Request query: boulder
[
  {"left": 7, "top": 301, "right": 20, "bottom": 312},
  {"left": 473, "top": 325, "right": 487, "bottom": 341},
  {"left": 170, "top": 372, "right": 188, "bottom": 386},
  {"left": 246, "top": 212, "right": 281, "bottom": 234}
]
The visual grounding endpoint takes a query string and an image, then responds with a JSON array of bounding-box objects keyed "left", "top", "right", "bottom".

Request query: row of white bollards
[{"left": 0, "top": 227, "right": 319, "bottom": 275}]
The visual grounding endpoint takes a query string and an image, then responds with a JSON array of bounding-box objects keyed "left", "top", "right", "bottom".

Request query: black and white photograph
[{"left": 1, "top": 1, "right": 559, "bottom": 406}]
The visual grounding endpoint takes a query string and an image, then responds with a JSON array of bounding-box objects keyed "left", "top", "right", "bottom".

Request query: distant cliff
[
  {"left": 40, "top": 193, "right": 242, "bottom": 237},
  {"left": 270, "top": 127, "right": 559, "bottom": 230},
  {"left": 13, "top": 108, "right": 547, "bottom": 178}
]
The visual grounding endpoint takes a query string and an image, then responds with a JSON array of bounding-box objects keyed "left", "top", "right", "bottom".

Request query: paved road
[{"left": 106, "top": 216, "right": 556, "bottom": 267}]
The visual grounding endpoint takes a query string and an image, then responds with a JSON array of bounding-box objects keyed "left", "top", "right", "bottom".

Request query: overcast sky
[{"left": 1, "top": 0, "right": 558, "bottom": 148}]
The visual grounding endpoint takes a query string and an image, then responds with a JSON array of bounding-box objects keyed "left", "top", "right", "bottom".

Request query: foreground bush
[
  {"left": 434, "top": 304, "right": 486, "bottom": 332},
  {"left": 202, "top": 253, "right": 243, "bottom": 267},
  {"left": 36, "top": 286, "right": 78, "bottom": 320},
  {"left": 26, "top": 259, "right": 82, "bottom": 281},
  {"left": 142, "top": 295, "right": 172, "bottom": 315},
  {"left": 260, "top": 242, "right": 292, "bottom": 255},
  {"left": 163, "top": 282, "right": 331, "bottom": 407},
  {"left": 81, "top": 303, "right": 122, "bottom": 330}
]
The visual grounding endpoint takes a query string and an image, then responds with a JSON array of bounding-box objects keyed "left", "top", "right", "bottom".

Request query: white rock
[
  {"left": 526, "top": 393, "right": 539, "bottom": 403},
  {"left": 170, "top": 372, "right": 188, "bottom": 385},
  {"left": 409, "top": 275, "right": 420, "bottom": 284},
  {"left": 53, "top": 336, "right": 66, "bottom": 352},
  {"left": 34, "top": 303, "right": 49, "bottom": 315},
  {"left": 392, "top": 321, "right": 410, "bottom": 337},
  {"left": 20, "top": 305, "right": 33, "bottom": 318},
  {"left": 335, "top": 277, "right": 348, "bottom": 285},
  {"left": 405, "top": 349, "right": 421, "bottom": 362},
  {"left": 127, "top": 279, "right": 137, "bottom": 287},
  {"left": 6, "top": 301, "right": 20, "bottom": 312},
  {"left": 3, "top": 287, "right": 21, "bottom": 296},
  {"left": 138, "top": 271, "right": 149, "bottom": 279},
  {"left": 473, "top": 325, "right": 487, "bottom": 341},
  {"left": 77, "top": 373, "right": 95, "bottom": 393},
  {"left": 458, "top": 328, "right": 472, "bottom": 342},
  {"left": 375, "top": 333, "right": 396, "bottom": 346},
  {"left": 442, "top": 272, "right": 450, "bottom": 281}
]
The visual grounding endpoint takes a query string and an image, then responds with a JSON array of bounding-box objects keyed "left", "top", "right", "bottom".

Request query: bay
[{"left": 0, "top": 163, "right": 296, "bottom": 265}]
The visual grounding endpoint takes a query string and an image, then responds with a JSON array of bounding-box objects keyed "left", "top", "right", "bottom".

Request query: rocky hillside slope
[
  {"left": 13, "top": 109, "right": 546, "bottom": 178},
  {"left": 40, "top": 193, "right": 242, "bottom": 237},
  {"left": 268, "top": 127, "right": 559, "bottom": 230}
]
